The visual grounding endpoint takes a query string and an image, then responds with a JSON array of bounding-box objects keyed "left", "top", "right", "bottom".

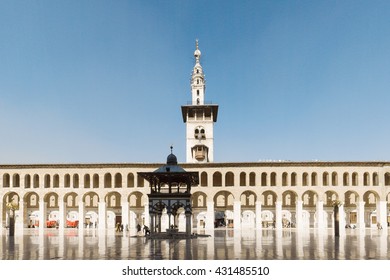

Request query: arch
[
  {"left": 352, "top": 172, "right": 358, "bottom": 186},
  {"left": 225, "top": 172, "right": 234, "bottom": 186},
  {"left": 12, "top": 174, "right": 20, "bottom": 188},
  {"left": 302, "top": 190, "right": 318, "bottom": 207},
  {"left": 331, "top": 172, "right": 338, "bottom": 186},
  {"left": 33, "top": 174, "right": 40, "bottom": 188},
  {"left": 115, "top": 173, "right": 122, "bottom": 188},
  {"left": 322, "top": 172, "right": 329, "bottom": 186},
  {"left": 241, "top": 210, "right": 255, "bottom": 228},
  {"left": 137, "top": 174, "right": 144, "bottom": 187},
  {"left": 282, "top": 172, "right": 288, "bottom": 186},
  {"left": 249, "top": 172, "right": 256, "bottom": 186},
  {"left": 240, "top": 172, "right": 246, "bottom": 186},
  {"left": 302, "top": 173, "right": 308, "bottom": 186},
  {"left": 84, "top": 174, "right": 91, "bottom": 188},
  {"left": 44, "top": 192, "right": 59, "bottom": 208},
  {"left": 261, "top": 172, "right": 267, "bottom": 186},
  {"left": 344, "top": 191, "right": 359, "bottom": 207},
  {"left": 363, "top": 172, "right": 370, "bottom": 186},
  {"left": 64, "top": 192, "right": 78, "bottom": 208},
  {"left": 213, "top": 172, "right": 222, "bottom": 187},
  {"left": 261, "top": 190, "right": 277, "bottom": 207},
  {"left": 311, "top": 172, "right": 317, "bottom": 186},
  {"left": 385, "top": 172, "right": 390, "bottom": 186},
  {"left": 23, "top": 192, "right": 39, "bottom": 208},
  {"left": 53, "top": 174, "right": 59, "bottom": 188},
  {"left": 73, "top": 174, "right": 79, "bottom": 188},
  {"left": 240, "top": 190, "right": 256, "bottom": 207},
  {"left": 127, "top": 173, "right": 134, "bottom": 188},
  {"left": 270, "top": 172, "right": 276, "bottom": 186},
  {"left": 3, "top": 191, "right": 20, "bottom": 207},
  {"left": 44, "top": 174, "right": 50, "bottom": 188},
  {"left": 363, "top": 191, "right": 379, "bottom": 207},
  {"left": 24, "top": 174, "right": 31, "bottom": 188},
  {"left": 325, "top": 190, "right": 339, "bottom": 207},
  {"left": 128, "top": 191, "right": 144, "bottom": 208},
  {"left": 83, "top": 191, "right": 99, "bottom": 207},
  {"left": 64, "top": 174, "right": 70, "bottom": 188},
  {"left": 373, "top": 172, "right": 379, "bottom": 186},
  {"left": 291, "top": 172, "right": 297, "bottom": 186},
  {"left": 282, "top": 190, "right": 298, "bottom": 207},
  {"left": 200, "top": 171, "right": 208, "bottom": 187},
  {"left": 104, "top": 173, "right": 112, "bottom": 188},
  {"left": 2, "top": 174, "right": 10, "bottom": 188},
  {"left": 93, "top": 174, "right": 99, "bottom": 188},
  {"left": 192, "top": 191, "right": 207, "bottom": 208},
  {"left": 261, "top": 210, "right": 274, "bottom": 227},
  {"left": 105, "top": 191, "right": 121, "bottom": 208},
  {"left": 343, "top": 172, "right": 349, "bottom": 186},
  {"left": 214, "top": 191, "right": 234, "bottom": 208}
]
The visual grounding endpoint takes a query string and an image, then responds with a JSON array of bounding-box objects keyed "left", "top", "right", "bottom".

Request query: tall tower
[{"left": 181, "top": 40, "right": 218, "bottom": 163}]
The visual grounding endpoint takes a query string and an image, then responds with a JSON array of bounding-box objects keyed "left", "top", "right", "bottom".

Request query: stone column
[
  {"left": 339, "top": 204, "right": 346, "bottom": 236},
  {"left": 38, "top": 198, "right": 47, "bottom": 235},
  {"left": 376, "top": 200, "right": 387, "bottom": 230},
  {"left": 78, "top": 201, "right": 85, "bottom": 234},
  {"left": 295, "top": 200, "right": 303, "bottom": 231},
  {"left": 275, "top": 201, "right": 282, "bottom": 230},
  {"left": 98, "top": 201, "right": 106, "bottom": 231},
  {"left": 15, "top": 198, "right": 25, "bottom": 231},
  {"left": 150, "top": 213, "right": 155, "bottom": 234},
  {"left": 186, "top": 212, "right": 192, "bottom": 235},
  {"left": 334, "top": 204, "right": 340, "bottom": 237},
  {"left": 144, "top": 202, "right": 150, "bottom": 227},
  {"left": 121, "top": 201, "right": 129, "bottom": 231},
  {"left": 58, "top": 198, "right": 66, "bottom": 231},
  {"left": 357, "top": 201, "right": 365, "bottom": 231},
  {"left": 255, "top": 201, "right": 262, "bottom": 230},
  {"left": 316, "top": 200, "right": 324, "bottom": 230},
  {"left": 206, "top": 200, "right": 214, "bottom": 231},
  {"left": 233, "top": 201, "right": 241, "bottom": 230}
]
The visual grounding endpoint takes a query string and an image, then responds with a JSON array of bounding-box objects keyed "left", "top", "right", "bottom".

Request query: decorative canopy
[{"left": 138, "top": 148, "right": 199, "bottom": 189}]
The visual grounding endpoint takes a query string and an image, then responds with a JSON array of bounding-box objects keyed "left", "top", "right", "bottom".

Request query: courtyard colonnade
[{"left": 1, "top": 162, "right": 390, "bottom": 234}]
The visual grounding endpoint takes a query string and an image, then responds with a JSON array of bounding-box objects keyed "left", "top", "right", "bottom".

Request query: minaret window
[
  {"left": 194, "top": 127, "right": 206, "bottom": 139},
  {"left": 197, "top": 98, "right": 200, "bottom": 105},
  {"left": 197, "top": 90, "right": 199, "bottom": 96},
  {"left": 196, "top": 69, "right": 199, "bottom": 74},
  {"left": 197, "top": 79, "right": 199, "bottom": 84}
]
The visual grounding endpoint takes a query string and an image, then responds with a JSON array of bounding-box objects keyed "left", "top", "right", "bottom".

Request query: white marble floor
[{"left": 1, "top": 227, "right": 389, "bottom": 260}]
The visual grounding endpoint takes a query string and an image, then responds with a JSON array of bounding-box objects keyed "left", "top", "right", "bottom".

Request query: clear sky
[{"left": 0, "top": 0, "right": 389, "bottom": 164}]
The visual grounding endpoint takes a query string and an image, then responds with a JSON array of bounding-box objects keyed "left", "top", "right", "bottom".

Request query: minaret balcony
[{"left": 195, "top": 150, "right": 206, "bottom": 161}]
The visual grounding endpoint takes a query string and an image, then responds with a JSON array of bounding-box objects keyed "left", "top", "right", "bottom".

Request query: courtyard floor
[{"left": 1, "top": 227, "right": 389, "bottom": 260}]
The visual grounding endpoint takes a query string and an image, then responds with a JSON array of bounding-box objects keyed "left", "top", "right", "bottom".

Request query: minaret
[{"left": 181, "top": 40, "right": 219, "bottom": 163}]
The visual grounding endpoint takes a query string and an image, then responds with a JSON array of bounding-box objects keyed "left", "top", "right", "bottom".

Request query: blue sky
[{"left": 0, "top": 0, "right": 389, "bottom": 164}]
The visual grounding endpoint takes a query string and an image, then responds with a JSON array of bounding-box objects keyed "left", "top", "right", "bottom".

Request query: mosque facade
[{"left": 1, "top": 42, "right": 390, "bottom": 234}]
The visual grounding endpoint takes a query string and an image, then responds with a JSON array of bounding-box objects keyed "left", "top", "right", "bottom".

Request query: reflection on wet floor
[{"left": 1, "top": 228, "right": 389, "bottom": 260}]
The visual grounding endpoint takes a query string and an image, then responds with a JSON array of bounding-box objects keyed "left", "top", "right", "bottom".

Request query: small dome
[
  {"left": 167, "top": 153, "right": 178, "bottom": 166},
  {"left": 194, "top": 48, "right": 201, "bottom": 58}
]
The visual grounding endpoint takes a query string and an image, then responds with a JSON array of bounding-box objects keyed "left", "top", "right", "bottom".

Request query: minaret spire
[
  {"left": 191, "top": 40, "right": 205, "bottom": 105},
  {"left": 181, "top": 40, "right": 219, "bottom": 163}
]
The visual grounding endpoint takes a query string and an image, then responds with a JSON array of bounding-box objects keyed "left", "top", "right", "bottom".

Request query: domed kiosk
[{"left": 137, "top": 147, "right": 199, "bottom": 238}]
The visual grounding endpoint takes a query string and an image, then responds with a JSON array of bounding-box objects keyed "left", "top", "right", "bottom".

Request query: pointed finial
[
  {"left": 194, "top": 39, "right": 201, "bottom": 61},
  {"left": 170, "top": 145, "right": 173, "bottom": 154}
]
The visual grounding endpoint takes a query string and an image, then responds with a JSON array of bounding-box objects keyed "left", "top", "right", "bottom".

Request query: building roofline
[{"left": 0, "top": 161, "right": 389, "bottom": 170}]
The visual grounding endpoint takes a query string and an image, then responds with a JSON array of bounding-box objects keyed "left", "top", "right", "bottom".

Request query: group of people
[
  {"left": 137, "top": 224, "right": 150, "bottom": 235},
  {"left": 115, "top": 223, "right": 124, "bottom": 232}
]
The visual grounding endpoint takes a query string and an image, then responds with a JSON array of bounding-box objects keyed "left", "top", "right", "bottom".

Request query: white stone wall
[{"left": 1, "top": 162, "right": 390, "bottom": 232}]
